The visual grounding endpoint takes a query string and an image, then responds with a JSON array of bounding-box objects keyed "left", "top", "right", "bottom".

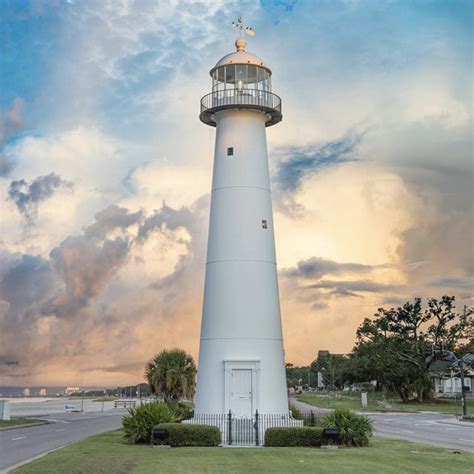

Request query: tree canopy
[
  {"left": 351, "top": 296, "right": 473, "bottom": 401},
  {"left": 145, "top": 349, "right": 196, "bottom": 402}
]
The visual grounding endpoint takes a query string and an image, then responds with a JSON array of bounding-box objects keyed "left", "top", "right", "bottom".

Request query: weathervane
[{"left": 232, "top": 16, "right": 255, "bottom": 38}]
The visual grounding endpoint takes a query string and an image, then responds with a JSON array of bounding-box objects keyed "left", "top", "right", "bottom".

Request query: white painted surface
[
  {"left": 361, "top": 392, "right": 368, "bottom": 407},
  {"left": 214, "top": 50, "right": 267, "bottom": 70},
  {"left": 195, "top": 97, "right": 288, "bottom": 415},
  {"left": 231, "top": 370, "right": 252, "bottom": 417},
  {"left": 0, "top": 400, "right": 10, "bottom": 420}
]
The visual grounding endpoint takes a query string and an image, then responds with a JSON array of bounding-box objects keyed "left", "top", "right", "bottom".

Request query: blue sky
[{"left": 0, "top": 0, "right": 472, "bottom": 386}]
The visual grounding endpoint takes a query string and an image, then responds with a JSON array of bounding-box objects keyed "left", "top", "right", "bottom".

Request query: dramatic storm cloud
[
  {"left": 283, "top": 257, "right": 377, "bottom": 280},
  {"left": 8, "top": 172, "right": 73, "bottom": 224},
  {"left": 275, "top": 132, "right": 364, "bottom": 192},
  {"left": 0, "top": 1, "right": 471, "bottom": 384}
]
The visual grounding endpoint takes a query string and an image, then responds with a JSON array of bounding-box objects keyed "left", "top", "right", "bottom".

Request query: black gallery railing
[
  {"left": 200, "top": 90, "right": 282, "bottom": 114},
  {"left": 182, "top": 410, "right": 320, "bottom": 446}
]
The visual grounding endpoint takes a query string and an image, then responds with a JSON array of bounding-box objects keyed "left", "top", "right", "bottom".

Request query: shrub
[
  {"left": 265, "top": 427, "right": 323, "bottom": 447},
  {"left": 165, "top": 401, "right": 193, "bottom": 421},
  {"left": 323, "top": 408, "right": 373, "bottom": 447},
  {"left": 289, "top": 404, "right": 321, "bottom": 427},
  {"left": 122, "top": 402, "right": 177, "bottom": 444},
  {"left": 153, "top": 423, "right": 221, "bottom": 447},
  {"left": 290, "top": 403, "right": 303, "bottom": 420}
]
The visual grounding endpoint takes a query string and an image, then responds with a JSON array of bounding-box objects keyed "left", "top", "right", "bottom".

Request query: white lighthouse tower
[{"left": 194, "top": 23, "right": 290, "bottom": 422}]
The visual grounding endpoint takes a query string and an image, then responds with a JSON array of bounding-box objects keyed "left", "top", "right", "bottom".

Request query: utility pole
[
  {"left": 444, "top": 350, "right": 468, "bottom": 419},
  {"left": 458, "top": 357, "right": 467, "bottom": 418}
]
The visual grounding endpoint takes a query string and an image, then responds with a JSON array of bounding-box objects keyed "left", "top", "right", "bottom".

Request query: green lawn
[
  {"left": 92, "top": 396, "right": 116, "bottom": 402},
  {"left": 297, "top": 392, "right": 474, "bottom": 414},
  {"left": 0, "top": 418, "right": 45, "bottom": 429},
  {"left": 13, "top": 430, "right": 474, "bottom": 474}
]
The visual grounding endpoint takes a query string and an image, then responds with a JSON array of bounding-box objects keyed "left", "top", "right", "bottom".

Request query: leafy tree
[
  {"left": 286, "top": 363, "right": 312, "bottom": 388},
  {"left": 145, "top": 349, "right": 197, "bottom": 402},
  {"left": 310, "top": 354, "right": 349, "bottom": 390},
  {"left": 456, "top": 336, "right": 474, "bottom": 357},
  {"left": 353, "top": 296, "right": 473, "bottom": 401}
]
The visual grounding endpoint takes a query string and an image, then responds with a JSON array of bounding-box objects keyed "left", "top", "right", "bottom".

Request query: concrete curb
[
  {"left": 1, "top": 445, "right": 66, "bottom": 473},
  {"left": 436, "top": 419, "right": 474, "bottom": 428},
  {"left": 0, "top": 421, "right": 50, "bottom": 432}
]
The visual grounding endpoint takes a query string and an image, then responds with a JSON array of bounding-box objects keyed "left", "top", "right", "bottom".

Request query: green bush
[
  {"left": 323, "top": 408, "right": 373, "bottom": 446},
  {"left": 122, "top": 402, "right": 177, "bottom": 444},
  {"left": 264, "top": 427, "right": 323, "bottom": 447},
  {"left": 289, "top": 404, "right": 320, "bottom": 426},
  {"left": 153, "top": 423, "right": 221, "bottom": 447},
  {"left": 290, "top": 403, "right": 303, "bottom": 420},
  {"left": 165, "top": 401, "right": 193, "bottom": 420}
]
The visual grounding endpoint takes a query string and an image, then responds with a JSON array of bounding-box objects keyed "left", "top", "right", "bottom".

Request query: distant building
[
  {"left": 23, "top": 388, "right": 30, "bottom": 397},
  {"left": 430, "top": 355, "right": 473, "bottom": 399},
  {"left": 64, "top": 386, "right": 80, "bottom": 396},
  {"left": 39, "top": 388, "right": 47, "bottom": 396}
]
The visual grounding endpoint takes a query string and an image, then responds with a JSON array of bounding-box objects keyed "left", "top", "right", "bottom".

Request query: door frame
[{"left": 224, "top": 360, "right": 260, "bottom": 417}]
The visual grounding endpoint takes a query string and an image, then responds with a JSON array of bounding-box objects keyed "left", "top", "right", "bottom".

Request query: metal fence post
[
  {"left": 228, "top": 410, "right": 232, "bottom": 445},
  {"left": 255, "top": 410, "right": 259, "bottom": 446}
]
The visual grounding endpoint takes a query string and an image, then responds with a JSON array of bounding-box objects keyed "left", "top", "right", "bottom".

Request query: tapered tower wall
[{"left": 194, "top": 109, "right": 288, "bottom": 415}]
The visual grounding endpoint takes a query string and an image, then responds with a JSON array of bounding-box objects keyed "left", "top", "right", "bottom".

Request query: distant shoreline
[{"left": 0, "top": 397, "right": 57, "bottom": 404}]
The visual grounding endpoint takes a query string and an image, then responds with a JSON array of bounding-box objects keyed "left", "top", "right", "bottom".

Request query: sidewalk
[{"left": 437, "top": 418, "right": 474, "bottom": 428}]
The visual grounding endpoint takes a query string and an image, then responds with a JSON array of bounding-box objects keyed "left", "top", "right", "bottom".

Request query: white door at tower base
[{"left": 231, "top": 369, "right": 252, "bottom": 417}]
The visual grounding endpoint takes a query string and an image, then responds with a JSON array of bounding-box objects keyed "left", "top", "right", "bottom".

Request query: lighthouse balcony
[{"left": 200, "top": 90, "right": 282, "bottom": 127}]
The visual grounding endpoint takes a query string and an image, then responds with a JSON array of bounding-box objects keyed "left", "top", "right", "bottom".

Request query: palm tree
[{"left": 145, "top": 349, "right": 197, "bottom": 402}]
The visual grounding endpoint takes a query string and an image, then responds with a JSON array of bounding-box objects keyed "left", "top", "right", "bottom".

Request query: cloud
[
  {"left": 8, "top": 172, "right": 73, "bottom": 225},
  {"left": 0, "top": 98, "right": 24, "bottom": 144},
  {"left": 429, "top": 277, "right": 473, "bottom": 290},
  {"left": 307, "top": 279, "right": 398, "bottom": 297},
  {"left": 0, "top": 253, "right": 57, "bottom": 361},
  {"left": 85, "top": 205, "right": 143, "bottom": 239},
  {"left": 0, "top": 98, "right": 25, "bottom": 177},
  {"left": 260, "top": 0, "right": 299, "bottom": 25},
  {"left": 0, "top": 254, "right": 55, "bottom": 314},
  {"left": 0, "top": 155, "right": 14, "bottom": 177},
  {"left": 275, "top": 132, "right": 364, "bottom": 193},
  {"left": 283, "top": 256, "right": 377, "bottom": 280},
  {"left": 46, "top": 235, "right": 130, "bottom": 318},
  {"left": 0, "top": 197, "right": 208, "bottom": 385},
  {"left": 1, "top": 0, "right": 472, "bottom": 380},
  {"left": 138, "top": 203, "right": 194, "bottom": 241}
]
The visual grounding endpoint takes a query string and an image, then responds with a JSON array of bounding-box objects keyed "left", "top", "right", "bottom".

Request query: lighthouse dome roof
[
  {"left": 214, "top": 50, "right": 266, "bottom": 69},
  {"left": 210, "top": 38, "right": 271, "bottom": 74}
]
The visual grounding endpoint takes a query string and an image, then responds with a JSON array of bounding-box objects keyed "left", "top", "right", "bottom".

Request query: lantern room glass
[{"left": 212, "top": 65, "right": 271, "bottom": 93}]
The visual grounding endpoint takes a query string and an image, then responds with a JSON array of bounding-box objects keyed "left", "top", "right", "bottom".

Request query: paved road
[
  {"left": 0, "top": 410, "right": 126, "bottom": 472},
  {"left": 7, "top": 399, "right": 117, "bottom": 417},
  {"left": 290, "top": 398, "right": 474, "bottom": 452}
]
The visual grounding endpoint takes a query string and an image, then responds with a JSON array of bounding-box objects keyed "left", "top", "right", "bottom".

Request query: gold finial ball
[{"left": 235, "top": 37, "right": 247, "bottom": 52}]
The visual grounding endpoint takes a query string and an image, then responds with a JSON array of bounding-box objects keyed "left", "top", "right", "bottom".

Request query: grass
[
  {"left": 12, "top": 430, "right": 474, "bottom": 474},
  {"left": 92, "top": 396, "right": 116, "bottom": 402},
  {"left": 297, "top": 391, "right": 474, "bottom": 414},
  {"left": 0, "top": 418, "right": 45, "bottom": 429}
]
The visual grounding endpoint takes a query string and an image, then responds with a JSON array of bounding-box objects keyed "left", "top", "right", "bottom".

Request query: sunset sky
[{"left": 0, "top": 0, "right": 472, "bottom": 387}]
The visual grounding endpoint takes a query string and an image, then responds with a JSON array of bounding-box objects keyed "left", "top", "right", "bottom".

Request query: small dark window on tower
[
  {"left": 262, "top": 219, "right": 268, "bottom": 229},
  {"left": 227, "top": 147, "right": 234, "bottom": 156}
]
